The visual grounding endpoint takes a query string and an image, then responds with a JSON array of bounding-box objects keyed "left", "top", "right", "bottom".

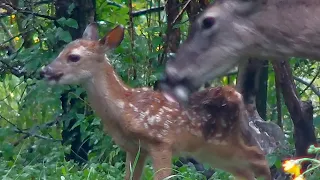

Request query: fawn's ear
[
  {"left": 82, "top": 22, "right": 99, "bottom": 40},
  {"left": 99, "top": 25, "right": 124, "bottom": 49}
]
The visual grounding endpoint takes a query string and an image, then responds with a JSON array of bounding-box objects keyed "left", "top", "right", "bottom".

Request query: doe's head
[
  {"left": 160, "top": 0, "right": 267, "bottom": 104},
  {"left": 40, "top": 23, "right": 125, "bottom": 85}
]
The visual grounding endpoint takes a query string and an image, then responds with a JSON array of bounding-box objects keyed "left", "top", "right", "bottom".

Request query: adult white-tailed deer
[
  {"left": 160, "top": 0, "right": 320, "bottom": 104},
  {"left": 40, "top": 23, "right": 271, "bottom": 180}
]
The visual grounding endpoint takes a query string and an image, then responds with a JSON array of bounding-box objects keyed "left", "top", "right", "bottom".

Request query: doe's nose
[{"left": 165, "top": 64, "right": 181, "bottom": 84}]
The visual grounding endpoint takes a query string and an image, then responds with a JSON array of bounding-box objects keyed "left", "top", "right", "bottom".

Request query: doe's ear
[
  {"left": 82, "top": 22, "right": 99, "bottom": 40},
  {"left": 235, "top": 0, "right": 267, "bottom": 16},
  {"left": 99, "top": 25, "right": 125, "bottom": 49}
]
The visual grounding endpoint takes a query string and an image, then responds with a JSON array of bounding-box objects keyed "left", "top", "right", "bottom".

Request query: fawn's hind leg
[
  {"left": 125, "top": 150, "right": 147, "bottom": 180},
  {"left": 149, "top": 144, "right": 173, "bottom": 180}
]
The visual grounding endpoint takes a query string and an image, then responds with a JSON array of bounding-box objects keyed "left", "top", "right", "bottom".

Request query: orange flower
[{"left": 282, "top": 160, "right": 301, "bottom": 176}]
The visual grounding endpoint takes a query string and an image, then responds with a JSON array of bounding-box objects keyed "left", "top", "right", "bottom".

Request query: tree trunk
[
  {"left": 236, "top": 59, "right": 285, "bottom": 154},
  {"left": 272, "top": 60, "right": 317, "bottom": 170},
  {"left": 256, "top": 60, "right": 268, "bottom": 120},
  {"left": 55, "top": 0, "right": 95, "bottom": 164},
  {"left": 236, "top": 59, "right": 288, "bottom": 179}
]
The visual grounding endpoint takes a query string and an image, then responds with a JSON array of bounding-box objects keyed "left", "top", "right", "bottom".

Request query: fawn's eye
[
  {"left": 201, "top": 17, "right": 216, "bottom": 30},
  {"left": 68, "top": 54, "right": 81, "bottom": 62}
]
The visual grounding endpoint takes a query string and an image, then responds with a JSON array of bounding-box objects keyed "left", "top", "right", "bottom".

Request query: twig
[
  {"left": 12, "top": 117, "right": 62, "bottom": 146},
  {"left": 128, "top": 0, "right": 137, "bottom": 80},
  {"left": 294, "top": 76, "right": 320, "bottom": 97},
  {"left": 131, "top": 6, "right": 165, "bottom": 17},
  {"left": 0, "top": 80, "right": 24, "bottom": 102},
  {"left": 0, "top": 114, "right": 21, "bottom": 130},
  {"left": 298, "top": 67, "right": 320, "bottom": 96},
  {"left": 2, "top": 2, "right": 56, "bottom": 20},
  {"left": 0, "top": 19, "right": 15, "bottom": 48},
  {"left": 1, "top": 29, "right": 34, "bottom": 45},
  {"left": 172, "top": 0, "right": 191, "bottom": 25}
]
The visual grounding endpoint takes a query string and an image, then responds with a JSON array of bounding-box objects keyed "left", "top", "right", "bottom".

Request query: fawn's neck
[{"left": 83, "top": 60, "right": 131, "bottom": 123}]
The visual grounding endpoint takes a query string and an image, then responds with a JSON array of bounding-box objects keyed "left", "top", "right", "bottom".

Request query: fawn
[{"left": 40, "top": 23, "right": 271, "bottom": 180}]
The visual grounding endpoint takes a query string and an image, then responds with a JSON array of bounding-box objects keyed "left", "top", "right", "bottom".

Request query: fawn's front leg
[
  {"left": 149, "top": 144, "right": 173, "bottom": 180},
  {"left": 125, "top": 150, "right": 147, "bottom": 180}
]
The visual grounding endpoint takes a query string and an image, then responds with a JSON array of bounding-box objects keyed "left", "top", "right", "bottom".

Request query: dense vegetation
[{"left": 0, "top": 0, "right": 319, "bottom": 179}]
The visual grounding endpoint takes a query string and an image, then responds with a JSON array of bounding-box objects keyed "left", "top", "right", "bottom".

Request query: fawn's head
[{"left": 40, "top": 23, "right": 124, "bottom": 85}]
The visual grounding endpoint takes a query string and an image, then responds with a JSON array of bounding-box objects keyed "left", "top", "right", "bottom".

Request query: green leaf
[
  {"left": 57, "top": 18, "right": 78, "bottom": 29},
  {"left": 313, "top": 116, "right": 320, "bottom": 127},
  {"left": 67, "top": 3, "right": 76, "bottom": 15},
  {"left": 56, "top": 28, "right": 72, "bottom": 43},
  {"left": 92, "top": 118, "right": 101, "bottom": 126},
  {"left": 266, "top": 154, "right": 277, "bottom": 167},
  {"left": 56, "top": 17, "right": 67, "bottom": 26},
  {"left": 64, "top": 18, "right": 78, "bottom": 29}
]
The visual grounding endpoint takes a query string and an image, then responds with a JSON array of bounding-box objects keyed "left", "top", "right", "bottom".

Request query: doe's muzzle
[{"left": 157, "top": 72, "right": 196, "bottom": 107}]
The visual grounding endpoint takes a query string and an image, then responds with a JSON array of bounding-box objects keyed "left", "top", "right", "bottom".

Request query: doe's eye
[
  {"left": 201, "top": 17, "right": 216, "bottom": 30},
  {"left": 68, "top": 54, "right": 80, "bottom": 62}
]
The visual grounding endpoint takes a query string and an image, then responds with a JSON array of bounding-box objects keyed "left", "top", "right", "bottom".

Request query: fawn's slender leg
[
  {"left": 243, "top": 146, "right": 271, "bottom": 180},
  {"left": 149, "top": 145, "right": 173, "bottom": 180},
  {"left": 125, "top": 151, "right": 147, "bottom": 180}
]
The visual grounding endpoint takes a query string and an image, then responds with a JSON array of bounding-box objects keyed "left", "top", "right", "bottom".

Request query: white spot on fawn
[
  {"left": 116, "top": 100, "right": 125, "bottom": 109},
  {"left": 159, "top": 108, "right": 164, "bottom": 114},
  {"left": 144, "top": 123, "right": 149, "bottom": 129},
  {"left": 129, "top": 103, "right": 139, "bottom": 112},
  {"left": 148, "top": 116, "right": 156, "bottom": 125},
  {"left": 164, "top": 122, "right": 170, "bottom": 129},
  {"left": 162, "top": 106, "right": 173, "bottom": 112},
  {"left": 178, "top": 120, "right": 185, "bottom": 126},
  {"left": 162, "top": 129, "right": 168, "bottom": 136},
  {"left": 155, "top": 115, "right": 161, "bottom": 122},
  {"left": 166, "top": 120, "right": 172, "bottom": 124}
]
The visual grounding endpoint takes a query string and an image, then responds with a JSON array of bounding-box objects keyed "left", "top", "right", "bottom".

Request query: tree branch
[
  {"left": 294, "top": 76, "right": 320, "bottom": 97},
  {"left": 131, "top": 6, "right": 165, "bottom": 17},
  {"left": 12, "top": 117, "right": 62, "bottom": 146},
  {"left": 1, "top": 2, "right": 56, "bottom": 20}
]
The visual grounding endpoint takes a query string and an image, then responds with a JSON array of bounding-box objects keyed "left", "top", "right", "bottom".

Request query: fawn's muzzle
[{"left": 40, "top": 66, "right": 64, "bottom": 82}]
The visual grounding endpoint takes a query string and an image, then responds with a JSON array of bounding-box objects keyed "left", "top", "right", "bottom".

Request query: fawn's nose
[
  {"left": 39, "top": 67, "right": 46, "bottom": 79},
  {"left": 39, "top": 66, "right": 64, "bottom": 81}
]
